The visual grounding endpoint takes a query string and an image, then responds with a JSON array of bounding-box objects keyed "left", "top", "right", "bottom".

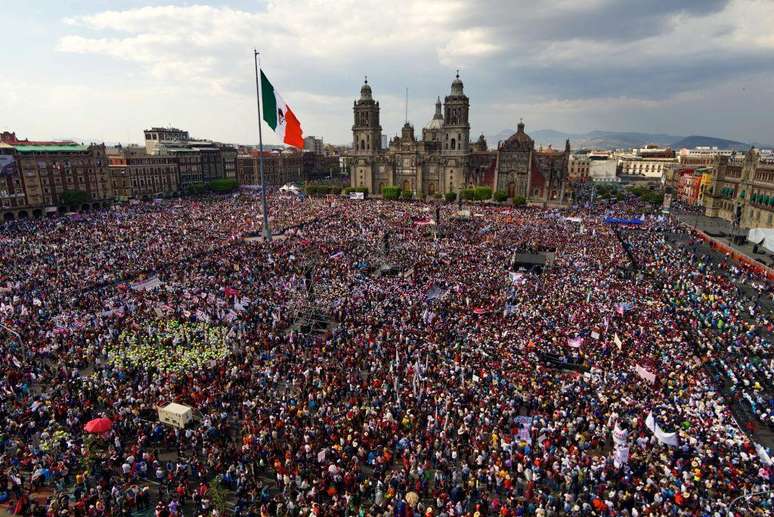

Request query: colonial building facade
[
  {"left": 349, "top": 75, "right": 473, "bottom": 196},
  {"left": 494, "top": 121, "right": 571, "bottom": 204},
  {"left": 705, "top": 148, "right": 774, "bottom": 229}
]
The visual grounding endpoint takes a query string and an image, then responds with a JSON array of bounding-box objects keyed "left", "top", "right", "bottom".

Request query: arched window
[
  {"left": 360, "top": 140, "right": 365, "bottom": 150},
  {"left": 450, "top": 138, "right": 456, "bottom": 150}
]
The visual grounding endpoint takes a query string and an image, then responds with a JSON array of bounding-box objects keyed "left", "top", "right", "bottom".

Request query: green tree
[
  {"left": 401, "top": 190, "right": 413, "bottom": 200},
  {"left": 493, "top": 191, "right": 508, "bottom": 202},
  {"left": 186, "top": 182, "right": 207, "bottom": 195},
  {"left": 445, "top": 192, "right": 457, "bottom": 202},
  {"left": 461, "top": 189, "right": 475, "bottom": 201},
  {"left": 382, "top": 185, "right": 401, "bottom": 200},
  {"left": 61, "top": 190, "right": 90, "bottom": 207},
  {"left": 305, "top": 184, "right": 319, "bottom": 195},
  {"left": 208, "top": 178, "right": 239, "bottom": 193},
  {"left": 513, "top": 196, "right": 527, "bottom": 207},
  {"left": 474, "top": 186, "right": 493, "bottom": 201}
]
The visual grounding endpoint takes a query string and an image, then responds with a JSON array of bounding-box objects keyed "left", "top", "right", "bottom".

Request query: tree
[
  {"left": 61, "top": 190, "right": 90, "bottom": 207},
  {"left": 445, "top": 192, "right": 457, "bottom": 203},
  {"left": 208, "top": 178, "right": 239, "bottom": 193},
  {"left": 186, "top": 182, "right": 207, "bottom": 195},
  {"left": 493, "top": 191, "right": 508, "bottom": 202},
  {"left": 461, "top": 189, "right": 475, "bottom": 201},
  {"left": 513, "top": 196, "right": 527, "bottom": 207},
  {"left": 474, "top": 186, "right": 493, "bottom": 201},
  {"left": 382, "top": 185, "right": 401, "bottom": 200},
  {"left": 401, "top": 190, "right": 413, "bottom": 200}
]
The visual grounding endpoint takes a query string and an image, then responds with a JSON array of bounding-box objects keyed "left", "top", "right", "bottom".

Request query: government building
[{"left": 348, "top": 75, "right": 571, "bottom": 205}]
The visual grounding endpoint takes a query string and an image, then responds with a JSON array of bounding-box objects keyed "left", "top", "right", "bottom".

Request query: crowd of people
[{"left": 0, "top": 190, "right": 772, "bottom": 516}]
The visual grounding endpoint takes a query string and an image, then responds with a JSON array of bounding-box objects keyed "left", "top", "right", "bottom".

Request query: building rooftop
[{"left": 13, "top": 145, "right": 89, "bottom": 153}]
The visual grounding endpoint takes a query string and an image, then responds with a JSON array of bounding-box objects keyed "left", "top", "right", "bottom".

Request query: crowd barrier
[{"left": 691, "top": 228, "right": 774, "bottom": 281}]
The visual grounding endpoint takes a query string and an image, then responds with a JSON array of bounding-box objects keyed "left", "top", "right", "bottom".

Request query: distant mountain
[
  {"left": 485, "top": 129, "right": 761, "bottom": 151},
  {"left": 671, "top": 135, "right": 749, "bottom": 151}
]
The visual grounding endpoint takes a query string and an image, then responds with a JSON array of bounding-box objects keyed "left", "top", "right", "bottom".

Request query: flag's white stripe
[{"left": 274, "top": 90, "right": 287, "bottom": 142}]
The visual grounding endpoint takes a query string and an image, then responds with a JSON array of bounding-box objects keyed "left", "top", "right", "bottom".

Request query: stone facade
[
  {"left": 494, "top": 122, "right": 570, "bottom": 204},
  {"left": 12, "top": 145, "right": 112, "bottom": 210},
  {"left": 705, "top": 149, "right": 774, "bottom": 229},
  {"left": 106, "top": 146, "right": 179, "bottom": 199},
  {"left": 236, "top": 150, "right": 304, "bottom": 187},
  {"left": 348, "top": 75, "right": 473, "bottom": 197}
]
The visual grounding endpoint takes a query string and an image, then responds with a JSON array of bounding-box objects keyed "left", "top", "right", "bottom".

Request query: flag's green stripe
[{"left": 261, "top": 70, "right": 277, "bottom": 130}]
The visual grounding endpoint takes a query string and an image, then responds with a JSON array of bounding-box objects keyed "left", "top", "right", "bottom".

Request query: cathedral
[
  {"left": 348, "top": 74, "right": 570, "bottom": 205},
  {"left": 349, "top": 73, "right": 475, "bottom": 197}
]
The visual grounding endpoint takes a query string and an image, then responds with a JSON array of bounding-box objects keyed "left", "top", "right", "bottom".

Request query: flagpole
[{"left": 254, "top": 49, "right": 272, "bottom": 242}]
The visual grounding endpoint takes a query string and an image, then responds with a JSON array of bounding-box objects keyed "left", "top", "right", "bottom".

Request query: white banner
[
  {"left": 612, "top": 423, "right": 628, "bottom": 446},
  {"left": 514, "top": 416, "right": 533, "bottom": 444},
  {"left": 636, "top": 365, "right": 656, "bottom": 384},
  {"left": 645, "top": 412, "right": 679, "bottom": 447},
  {"left": 755, "top": 443, "right": 773, "bottom": 466},
  {"left": 130, "top": 276, "right": 162, "bottom": 291},
  {"left": 613, "top": 445, "right": 629, "bottom": 466}
]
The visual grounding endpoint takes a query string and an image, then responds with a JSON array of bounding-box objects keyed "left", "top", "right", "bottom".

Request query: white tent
[{"left": 748, "top": 228, "right": 774, "bottom": 253}]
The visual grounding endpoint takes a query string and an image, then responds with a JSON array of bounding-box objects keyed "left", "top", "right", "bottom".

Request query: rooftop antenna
[{"left": 405, "top": 87, "right": 408, "bottom": 124}]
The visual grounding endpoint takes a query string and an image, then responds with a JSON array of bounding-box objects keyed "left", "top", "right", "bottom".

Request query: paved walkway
[{"left": 675, "top": 212, "right": 774, "bottom": 269}]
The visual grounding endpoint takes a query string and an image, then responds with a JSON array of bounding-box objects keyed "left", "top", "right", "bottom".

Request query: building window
[{"left": 450, "top": 139, "right": 456, "bottom": 150}]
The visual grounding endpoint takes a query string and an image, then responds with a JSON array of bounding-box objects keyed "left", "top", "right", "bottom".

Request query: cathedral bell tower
[
  {"left": 442, "top": 70, "right": 470, "bottom": 154},
  {"left": 352, "top": 76, "right": 382, "bottom": 155}
]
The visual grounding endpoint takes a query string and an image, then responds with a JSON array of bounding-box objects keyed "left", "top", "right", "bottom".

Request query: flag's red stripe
[{"left": 283, "top": 106, "right": 303, "bottom": 148}]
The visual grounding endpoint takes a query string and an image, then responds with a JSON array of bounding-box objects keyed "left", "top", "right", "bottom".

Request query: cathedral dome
[
  {"left": 424, "top": 97, "right": 444, "bottom": 130},
  {"left": 450, "top": 71, "right": 464, "bottom": 96},
  {"left": 360, "top": 76, "right": 372, "bottom": 100}
]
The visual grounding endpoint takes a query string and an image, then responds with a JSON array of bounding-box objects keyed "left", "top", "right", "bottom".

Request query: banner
[
  {"left": 568, "top": 337, "right": 583, "bottom": 348},
  {"left": 614, "top": 334, "right": 623, "bottom": 350},
  {"left": 604, "top": 217, "right": 643, "bottom": 225},
  {"left": 130, "top": 276, "right": 162, "bottom": 291},
  {"left": 614, "top": 445, "right": 630, "bottom": 466},
  {"left": 635, "top": 365, "right": 656, "bottom": 384},
  {"left": 509, "top": 272, "right": 527, "bottom": 285},
  {"left": 349, "top": 192, "right": 365, "bottom": 200},
  {"left": 514, "top": 416, "right": 533, "bottom": 444},
  {"left": 662, "top": 193, "right": 672, "bottom": 211},
  {"left": 0, "top": 155, "right": 17, "bottom": 177},
  {"left": 645, "top": 412, "right": 679, "bottom": 446},
  {"left": 612, "top": 423, "right": 628, "bottom": 446},
  {"left": 755, "top": 442, "right": 773, "bottom": 466}
]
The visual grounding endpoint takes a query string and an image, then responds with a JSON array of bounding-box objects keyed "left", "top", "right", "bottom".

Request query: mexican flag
[{"left": 260, "top": 70, "right": 303, "bottom": 148}]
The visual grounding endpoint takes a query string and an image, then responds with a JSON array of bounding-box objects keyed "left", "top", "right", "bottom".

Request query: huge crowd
[{"left": 0, "top": 191, "right": 773, "bottom": 517}]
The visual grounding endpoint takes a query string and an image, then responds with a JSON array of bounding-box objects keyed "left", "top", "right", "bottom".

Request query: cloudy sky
[{"left": 3, "top": 0, "right": 774, "bottom": 146}]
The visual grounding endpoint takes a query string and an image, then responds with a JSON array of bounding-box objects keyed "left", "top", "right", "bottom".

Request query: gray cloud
[
  {"left": 13, "top": 0, "right": 772, "bottom": 145},
  {"left": 455, "top": 0, "right": 731, "bottom": 43}
]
